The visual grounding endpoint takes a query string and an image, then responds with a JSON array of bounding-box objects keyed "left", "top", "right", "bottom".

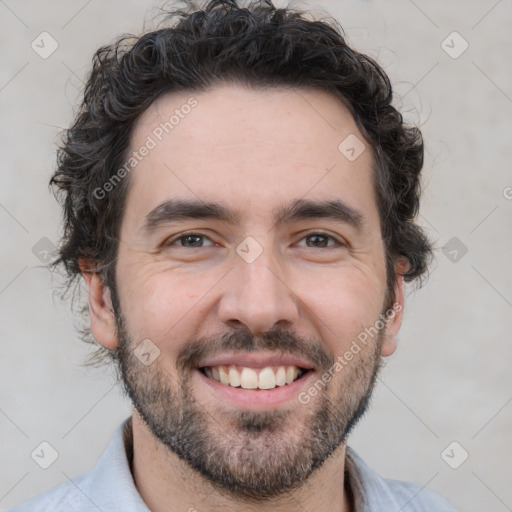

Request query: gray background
[{"left": 1, "top": 0, "right": 511, "bottom": 510}]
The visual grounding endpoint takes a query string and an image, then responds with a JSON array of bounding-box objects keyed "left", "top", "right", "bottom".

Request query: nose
[{"left": 217, "top": 245, "right": 300, "bottom": 335}]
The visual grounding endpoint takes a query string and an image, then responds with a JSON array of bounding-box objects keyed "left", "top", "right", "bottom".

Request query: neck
[{"left": 129, "top": 412, "right": 353, "bottom": 512}]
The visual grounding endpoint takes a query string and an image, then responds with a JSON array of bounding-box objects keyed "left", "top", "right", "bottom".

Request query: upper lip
[{"left": 198, "top": 351, "right": 316, "bottom": 370}]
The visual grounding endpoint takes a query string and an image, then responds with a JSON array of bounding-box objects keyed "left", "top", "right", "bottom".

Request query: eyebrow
[{"left": 142, "top": 198, "right": 364, "bottom": 233}]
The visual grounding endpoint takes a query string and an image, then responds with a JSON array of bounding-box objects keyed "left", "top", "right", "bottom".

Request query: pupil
[
  {"left": 308, "top": 235, "right": 327, "bottom": 247},
  {"left": 185, "top": 235, "right": 202, "bottom": 247}
]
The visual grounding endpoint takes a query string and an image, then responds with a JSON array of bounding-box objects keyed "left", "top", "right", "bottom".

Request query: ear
[
  {"left": 380, "top": 258, "right": 408, "bottom": 357},
  {"left": 79, "top": 259, "right": 119, "bottom": 350}
]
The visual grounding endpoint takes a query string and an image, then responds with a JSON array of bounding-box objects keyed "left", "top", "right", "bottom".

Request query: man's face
[{"left": 96, "top": 84, "right": 402, "bottom": 498}]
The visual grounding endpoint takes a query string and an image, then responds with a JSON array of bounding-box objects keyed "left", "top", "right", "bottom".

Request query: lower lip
[{"left": 196, "top": 369, "right": 316, "bottom": 410}]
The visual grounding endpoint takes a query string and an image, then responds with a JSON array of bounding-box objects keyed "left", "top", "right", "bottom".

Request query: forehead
[{"left": 122, "top": 84, "right": 377, "bottom": 231}]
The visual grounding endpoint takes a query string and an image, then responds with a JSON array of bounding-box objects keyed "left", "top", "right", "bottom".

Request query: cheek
[
  {"left": 297, "top": 266, "right": 386, "bottom": 354},
  {"left": 117, "top": 262, "right": 216, "bottom": 343}
]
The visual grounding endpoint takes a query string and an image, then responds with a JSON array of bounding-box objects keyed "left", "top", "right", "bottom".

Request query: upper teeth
[{"left": 204, "top": 365, "right": 302, "bottom": 390}]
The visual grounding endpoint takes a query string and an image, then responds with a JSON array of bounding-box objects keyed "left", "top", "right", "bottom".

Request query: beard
[{"left": 113, "top": 306, "right": 384, "bottom": 501}]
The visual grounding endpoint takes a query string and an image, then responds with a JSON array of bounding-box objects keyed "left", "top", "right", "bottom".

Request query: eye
[
  {"left": 297, "top": 232, "right": 342, "bottom": 248},
  {"left": 166, "top": 232, "right": 215, "bottom": 248},
  {"left": 163, "top": 231, "right": 343, "bottom": 250}
]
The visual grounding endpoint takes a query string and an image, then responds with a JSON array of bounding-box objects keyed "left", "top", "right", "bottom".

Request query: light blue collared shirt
[{"left": 9, "top": 418, "right": 456, "bottom": 511}]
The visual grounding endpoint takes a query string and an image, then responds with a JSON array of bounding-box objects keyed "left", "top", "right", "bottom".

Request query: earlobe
[{"left": 79, "top": 260, "right": 119, "bottom": 350}]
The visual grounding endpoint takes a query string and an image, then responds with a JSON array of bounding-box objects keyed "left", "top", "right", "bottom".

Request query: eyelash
[{"left": 165, "top": 231, "right": 344, "bottom": 249}]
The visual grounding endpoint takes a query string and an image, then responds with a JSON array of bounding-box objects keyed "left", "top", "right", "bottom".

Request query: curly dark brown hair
[{"left": 51, "top": 0, "right": 432, "bottom": 364}]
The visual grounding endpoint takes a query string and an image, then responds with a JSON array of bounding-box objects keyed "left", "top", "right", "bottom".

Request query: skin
[{"left": 81, "top": 84, "right": 406, "bottom": 512}]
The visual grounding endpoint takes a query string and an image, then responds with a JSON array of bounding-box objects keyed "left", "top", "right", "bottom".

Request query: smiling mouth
[{"left": 199, "top": 365, "right": 310, "bottom": 390}]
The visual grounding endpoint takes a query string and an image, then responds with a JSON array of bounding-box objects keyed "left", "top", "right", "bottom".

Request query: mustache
[{"left": 175, "top": 327, "right": 335, "bottom": 374}]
